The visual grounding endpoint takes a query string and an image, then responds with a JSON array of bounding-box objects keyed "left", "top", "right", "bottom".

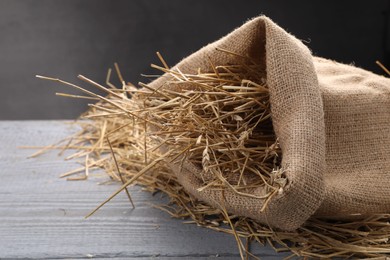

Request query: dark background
[{"left": 1, "top": 0, "right": 389, "bottom": 119}]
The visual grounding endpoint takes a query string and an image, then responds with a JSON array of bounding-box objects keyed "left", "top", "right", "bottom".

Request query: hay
[{"left": 35, "top": 54, "right": 390, "bottom": 259}]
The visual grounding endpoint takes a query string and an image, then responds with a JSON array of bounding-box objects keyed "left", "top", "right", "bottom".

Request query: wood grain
[{"left": 0, "top": 121, "right": 289, "bottom": 259}]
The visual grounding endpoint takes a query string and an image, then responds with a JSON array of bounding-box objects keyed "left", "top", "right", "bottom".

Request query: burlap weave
[
  {"left": 149, "top": 16, "right": 390, "bottom": 231},
  {"left": 314, "top": 57, "right": 390, "bottom": 217}
]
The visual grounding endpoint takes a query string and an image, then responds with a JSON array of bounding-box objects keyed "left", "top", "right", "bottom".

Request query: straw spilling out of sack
[{"left": 35, "top": 49, "right": 390, "bottom": 259}]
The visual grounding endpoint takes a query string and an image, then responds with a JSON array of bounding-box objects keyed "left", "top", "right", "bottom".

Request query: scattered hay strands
[{"left": 33, "top": 53, "right": 390, "bottom": 259}]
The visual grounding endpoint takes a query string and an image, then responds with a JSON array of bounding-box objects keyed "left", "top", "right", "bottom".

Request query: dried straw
[{"left": 35, "top": 53, "right": 390, "bottom": 259}]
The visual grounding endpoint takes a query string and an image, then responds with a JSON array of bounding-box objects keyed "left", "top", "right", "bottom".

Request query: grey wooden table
[{"left": 0, "top": 121, "right": 289, "bottom": 259}]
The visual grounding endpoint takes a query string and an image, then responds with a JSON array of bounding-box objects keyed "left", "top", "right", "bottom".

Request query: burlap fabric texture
[{"left": 149, "top": 16, "right": 390, "bottom": 231}]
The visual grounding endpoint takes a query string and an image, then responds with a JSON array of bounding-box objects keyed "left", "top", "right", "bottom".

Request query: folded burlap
[{"left": 149, "top": 16, "right": 390, "bottom": 231}]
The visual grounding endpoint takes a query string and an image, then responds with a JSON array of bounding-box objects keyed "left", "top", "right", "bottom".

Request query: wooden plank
[{"left": 0, "top": 121, "right": 289, "bottom": 259}]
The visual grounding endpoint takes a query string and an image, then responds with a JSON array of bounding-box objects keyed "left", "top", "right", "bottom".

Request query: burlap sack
[{"left": 149, "top": 16, "right": 390, "bottom": 231}]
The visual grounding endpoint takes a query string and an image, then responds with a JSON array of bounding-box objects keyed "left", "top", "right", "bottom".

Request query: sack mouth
[{"left": 147, "top": 16, "right": 326, "bottom": 231}]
